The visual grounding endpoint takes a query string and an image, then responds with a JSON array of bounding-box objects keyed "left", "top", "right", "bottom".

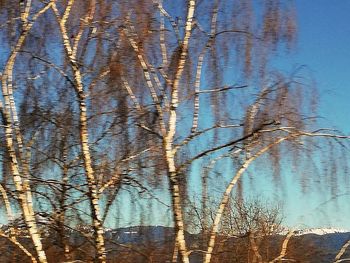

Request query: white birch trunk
[
  {"left": 164, "top": 1, "right": 196, "bottom": 262},
  {"left": 50, "top": 2, "right": 106, "bottom": 261},
  {"left": 0, "top": 4, "right": 53, "bottom": 262}
]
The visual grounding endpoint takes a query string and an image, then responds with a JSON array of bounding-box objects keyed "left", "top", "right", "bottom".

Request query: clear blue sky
[
  {"left": 277, "top": 1, "right": 350, "bottom": 132},
  {"left": 268, "top": 1, "right": 350, "bottom": 229}
]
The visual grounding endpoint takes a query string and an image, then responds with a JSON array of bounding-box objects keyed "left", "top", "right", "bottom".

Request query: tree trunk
[
  {"left": 51, "top": 2, "right": 107, "bottom": 261},
  {"left": 165, "top": 145, "right": 189, "bottom": 263},
  {"left": 0, "top": 4, "right": 53, "bottom": 262}
]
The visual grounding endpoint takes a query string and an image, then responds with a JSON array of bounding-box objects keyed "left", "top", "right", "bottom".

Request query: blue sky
[
  {"left": 267, "top": 1, "right": 350, "bottom": 229},
  {"left": 277, "top": 1, "right": 350, "bottom": 132}
]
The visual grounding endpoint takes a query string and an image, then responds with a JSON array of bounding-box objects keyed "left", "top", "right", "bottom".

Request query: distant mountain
[
  {"left": 105, "top": 225, "right": 175, "bottom": 243},
  {"left": 104, "top": 226, "right": 350, "bottom": 262},
  {"left": 284, "top": 228, "right": 350, "bottom": 262},
  {"left": 292, "top": 227, "right": 349, "bottom": 236}
]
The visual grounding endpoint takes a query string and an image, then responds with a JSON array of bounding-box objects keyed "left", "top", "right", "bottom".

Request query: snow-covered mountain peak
[{"left": 286, "top": 227, "right": 349, "bottom": 236}]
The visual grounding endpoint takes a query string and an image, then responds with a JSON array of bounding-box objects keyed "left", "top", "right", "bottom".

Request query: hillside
[{"left": 1, "top": 225, "right": 350, "bottom": 262}]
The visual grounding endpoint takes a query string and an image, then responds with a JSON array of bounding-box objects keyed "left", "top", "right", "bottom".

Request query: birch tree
[
  {"left": 0, "top": 1, "right": 349, "bottom": 263},
  {"left": 0, "top": 2, "right": 55, "bottom": 262}
]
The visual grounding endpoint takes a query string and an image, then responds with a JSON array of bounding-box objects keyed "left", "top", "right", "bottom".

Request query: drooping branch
[{"left": 121, "top": 22, "right": 167, "bottom": 137}]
